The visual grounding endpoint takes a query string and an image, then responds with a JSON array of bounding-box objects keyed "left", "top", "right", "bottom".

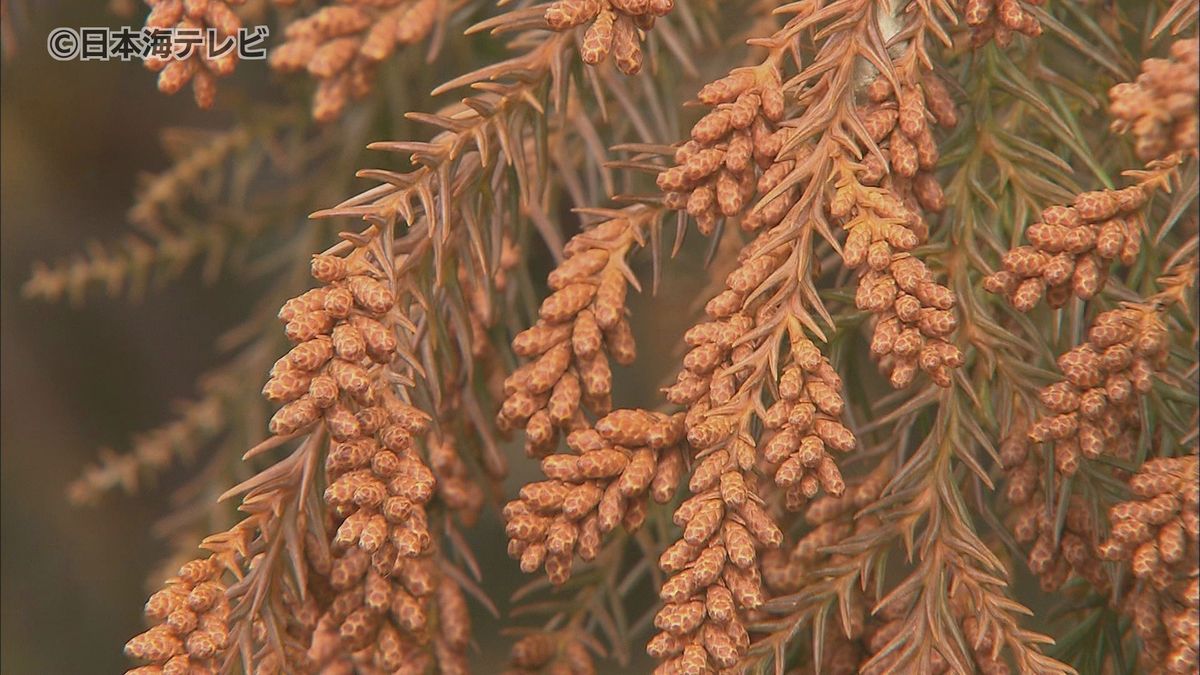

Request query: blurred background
[
  {"left": 2, "top": 2, "right": 255, "bottom": 671},
  {"left": 0, "top": 3, "right": 707, "bottom": 672}
]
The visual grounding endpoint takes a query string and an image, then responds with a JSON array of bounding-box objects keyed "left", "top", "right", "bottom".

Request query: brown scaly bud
[
  {"left": 999, "top": 413, "right": 1111, "bottom": 593},
  {"left": 545, "top": 0, "right": 603, "bottom": 29},
  {"left": 658, "top": 66, "right": 797, "bottom": 233},
  {"left": 500, "top": 218, "right": 637, "bottom": 441},
  {"left": 921, "top": 75, "right": 958, "bottom": 129},
  {"left": 143, "top": 0, "right": 242, "bottom": 108},
  {"left": 985, "top": 160, "right": 1179, "bottom": 311},
  {"left": 965, "top": 0, "right": 1043, "bottom": 47},
  {"left": 581, "top": 7, "right": 615, "bottom": 65},
  {"left": 125, "top": 556, "right": 230, "bottom": 671},
  {"left": 506, "top": 629, "right": 597, "bottom": 674},
  {"left": 835, "top": 160, "right": 961, "bottom": 388},
  {"left": 504, "top": 410, "right": 685, "bottom": 584},
  {"left": 1027, "top": 305, "right": 1169, "bottom": 475},
  {"left": 611, "top": 14, "right": 643, "bottom": 75},
  {"left": 272, "top": 0, "right": 441, "bottom": 121},
  {"left": 1110, "top": 39, "right": 1199, "bottom": 162},
  {"left": 547, "top": 0, "right": 670, "bottom": 73},
  {"left": 1104, "top": 454, "right": 1199, "bottom": 675}
]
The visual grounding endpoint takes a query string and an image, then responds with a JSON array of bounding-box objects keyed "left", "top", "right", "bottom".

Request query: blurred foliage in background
[{"left": 2, "top": 3, "right": 247, "bottom": 671}]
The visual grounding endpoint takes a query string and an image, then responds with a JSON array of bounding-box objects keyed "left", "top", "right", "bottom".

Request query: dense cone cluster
[
  {"left": 1101, "top": 455, "right": 1199, "bottom": 674},
  {"left": 545, "top": 0, "right": 674, "bottom": 74},
  {"left": 1025, "top": 306, "right": 1169, "bottom": 474},
  {"left": 833, "top": 73, "right": 962, "bottom": 388},
  {"left": 648, "top": 254, "right": 857, "bottom": 671},
  {"left": 661, "top": 233, "right": 857, "bottom": 493},
  {"left": 504, "top": 408, "right": 685, "bottom": 584},
  {"left": 1110, "top": 39, "right": 1200, "bottom": 162},
  {"left": 661, "top": 309, "right": 754, "bottom": 411},
  {"left": 264, "top": 252, "right": 402, "bottom": 439},
  {"left": 504, "top": 631, "right": 596, "bottom": 675},
  {"left": 758, "top": 336, "right": 857, "bottom": 508},
  {"left": 833, "top": 177, "right": 962, "bottom": 388},
  {"left": 266, "top": 251, "right": 471, "bottom": 671},
  {"left": 271, "top": 1, "right": 440, "bottom": 121},
  {"left": 143, "top": 0, "right": 242, "bottom": 108},
  {"left": 308, "top": 547, "right": 471, "bottom": 673},
  {"left": 499, "top": 218, "right": 637, "bottom": 455},
  {"left": 81, "top": 0, "right": 1200, "bottom": 668},
  {"left": 125, "top": 557, "right": 230, "bottom": 674},
  {"left": 319, "top": 391, "right": 436, "bottom": 569},
  {"left": 984, "top": 187, "right": 1150, "bottom": 310},
  {"left": 313, "top": 392, "right": 467, "bottom": 672},
  {"left": 646, "top": 480, "right": 780, "bottom": 672},
  {"left": 855, "top": 72, "right": 958, "bottom": 214},
  {"left": 963, "top": 0, "right": 1043, "bottom": 47},
  {"left": 646, "top": 209, "right": 864, "bottom": 668},
  {"left": 1002, "top": 425, "right": 1109, "bottom": 591},
  {"left": 656, "top": 67, "right": 794, "bottom": 234}
]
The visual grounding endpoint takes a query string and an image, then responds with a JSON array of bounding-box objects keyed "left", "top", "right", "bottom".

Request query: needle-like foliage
[{"left": 25, "top": 0, "right": 1199, "bottom": 673}]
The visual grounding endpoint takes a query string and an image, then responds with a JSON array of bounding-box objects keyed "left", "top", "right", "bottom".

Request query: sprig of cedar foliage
[{"left": 940, "top": 5, "right": 1196, "bottom": 673}]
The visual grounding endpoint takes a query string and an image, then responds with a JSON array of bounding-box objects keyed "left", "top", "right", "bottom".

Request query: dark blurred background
[
  {"left": 2, "top": 2, "right": 257, "bottom": 672},
  {"left": 0, "top": 3, "right": 709, "bottom": 672}
]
